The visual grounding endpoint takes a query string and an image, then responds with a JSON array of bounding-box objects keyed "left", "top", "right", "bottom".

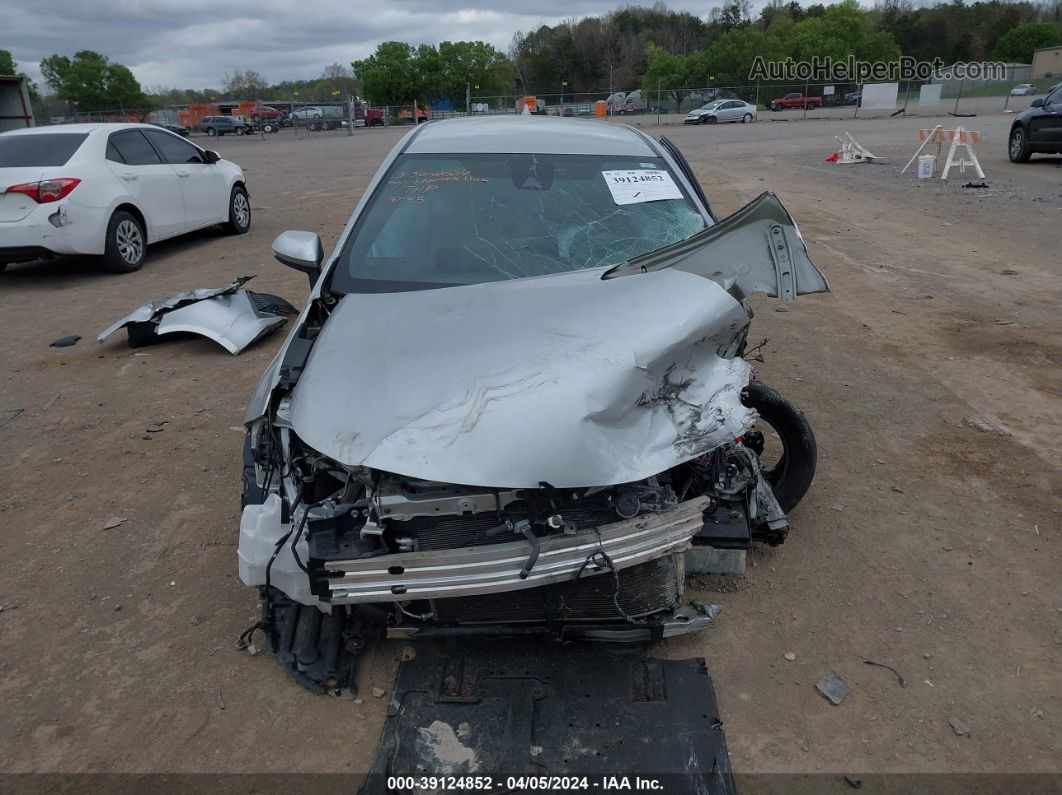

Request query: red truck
[
  {"left": 352, "top": 99, "right": 385, "bottom": 128},
  {"left": 770, "top": 92, "right": 822, "bottom": 111}
]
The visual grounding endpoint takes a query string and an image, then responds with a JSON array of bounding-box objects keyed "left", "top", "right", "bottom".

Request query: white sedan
[
  {"left": 0, "top": 123, "right": 250, "bottom": 273},
  {"left": 684, "top": 99, "right": 758, "bottom": 124}
]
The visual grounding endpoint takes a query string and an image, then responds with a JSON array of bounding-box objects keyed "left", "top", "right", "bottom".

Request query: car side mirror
[
  {"left": 1030, "top": 98, "right": 1044, "bottom": 108},
  {"left": 272, "top": 230, "right": 323, "bottom": 286},
  {"left": 204, "top": 150, "right": 220, "bottom": 164}
]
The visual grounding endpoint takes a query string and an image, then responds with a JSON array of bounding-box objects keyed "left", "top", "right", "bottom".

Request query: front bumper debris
[{"left": 97, "top": 276, "right": 296, "bottom": 355}]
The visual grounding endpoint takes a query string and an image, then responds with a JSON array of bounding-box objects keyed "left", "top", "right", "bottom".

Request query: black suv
[
  {"left": 1008, "top": 84, "right": 1062, "bottom": 162},
  {"left": 196, "top": 115, "right": 249, "bottom": 137}
]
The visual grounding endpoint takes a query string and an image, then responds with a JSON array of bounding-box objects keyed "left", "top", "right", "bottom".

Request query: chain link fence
[
  {"left": 471, "top": 70, "right": 1047, "bottom": 121},
  {"left": 35, "top": 66, "right": 1048, "bottom": 137}
]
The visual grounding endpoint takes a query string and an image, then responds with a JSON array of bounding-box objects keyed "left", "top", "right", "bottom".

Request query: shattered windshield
[{"left": 329, "top": 153, "right": 707, "bottom": 293}]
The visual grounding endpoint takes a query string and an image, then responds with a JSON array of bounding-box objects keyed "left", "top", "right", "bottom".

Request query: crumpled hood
[{"left": 288, "top": 266, "right": 756, "bottom": 488}]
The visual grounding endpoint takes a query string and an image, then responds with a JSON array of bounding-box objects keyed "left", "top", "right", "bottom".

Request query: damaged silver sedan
[{"left": 236, "top": 116, "right": 828, "bottom": 692}]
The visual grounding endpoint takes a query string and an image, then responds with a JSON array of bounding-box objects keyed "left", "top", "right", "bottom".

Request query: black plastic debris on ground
[{"left": 362, "top": 640, "right": 735, "bottom": 794}]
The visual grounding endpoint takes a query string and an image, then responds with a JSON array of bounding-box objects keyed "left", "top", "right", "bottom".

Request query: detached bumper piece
[
  {"left": 97, "top": 276, "right": 296, "bottom": 355},
  {"left": 361, "top": 641, "right": 735, "bottom": 794}
]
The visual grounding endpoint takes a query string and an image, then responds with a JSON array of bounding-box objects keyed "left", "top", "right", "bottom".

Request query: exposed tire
[
  {"left": 707, "top": 115, "right": 718, "bottom": 124},
  {"left": 206, "top": 127, "right": 217, "bottom": 136},
  {"left": 742, "top": 113, "right": 753, "bottom": 123},
  {"left": 225, "top": 185, "right": 251, "bottom": 234},
  {"left": 1009, "top": 126, "right": 1031, "bottom": 163},
  {"left": 263, "top": 123, "right": 276, "bottom": 133},
  {"left": 806, "top": 103, "right": 819, "bottom": 110},
  {"left": 741, "top": 381, "right": 817, "bottom": 513},
  {"left": 100, "top": 210, "right": 146, "bottom": 274}
]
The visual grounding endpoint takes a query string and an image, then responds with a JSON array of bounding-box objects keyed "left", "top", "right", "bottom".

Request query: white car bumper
[{"left": 0, "top": 200, "right": 106, "bottom": 260}]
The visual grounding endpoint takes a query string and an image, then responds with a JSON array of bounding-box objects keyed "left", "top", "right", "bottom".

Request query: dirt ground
[{"left": 1, "top": 105, "right": 1059, "bottom": 779}]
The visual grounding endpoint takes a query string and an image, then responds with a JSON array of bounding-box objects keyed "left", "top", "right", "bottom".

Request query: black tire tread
[
  {"left": 742, "top": 381, "right": 817, "bottom": 513},
  {"left": 225, "top": 186, "right": 251, "bottom": 235},
  {"left": 100, "top": 210, "right": 145, "bottom": 274}
]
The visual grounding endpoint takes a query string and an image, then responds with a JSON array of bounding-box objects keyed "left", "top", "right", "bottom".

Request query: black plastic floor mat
[{"left": 363, "top": 641, "right": 734, "bottom": 794}]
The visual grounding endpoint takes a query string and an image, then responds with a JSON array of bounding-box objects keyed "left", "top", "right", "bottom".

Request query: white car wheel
[
  {"left": 102, "top": 211, "right": 146, "bottom": 274},
  {"left": 742, "top": 113, "right": 753, "bottom": 123}
]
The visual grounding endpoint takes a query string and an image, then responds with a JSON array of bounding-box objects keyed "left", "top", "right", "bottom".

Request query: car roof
[
  {"left": 1, "top": 122, "right": 165, "bottom": 137},
  {"left": 405, "top": 116, "right": 658, "bottom": 156}
]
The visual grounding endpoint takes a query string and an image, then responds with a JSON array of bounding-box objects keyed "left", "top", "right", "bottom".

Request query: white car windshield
[
  {"left": 330, "top": 152, "right": 707, "bottom": 293},
  {"left": 695, "top": 102, "right": 724, "bottom": 111}
]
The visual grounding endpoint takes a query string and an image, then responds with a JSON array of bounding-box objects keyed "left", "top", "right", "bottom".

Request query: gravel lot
[{"left": 1, "top": 103, "right": 1059, "bottom": 777}]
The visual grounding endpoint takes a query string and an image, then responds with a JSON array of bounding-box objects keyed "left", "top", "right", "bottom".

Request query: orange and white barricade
[{"left": 902, "top": 126, "right": 984, "bottom": 179}]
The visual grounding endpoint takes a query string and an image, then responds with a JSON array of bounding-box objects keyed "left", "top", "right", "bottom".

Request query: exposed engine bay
[{"left": 236, "top": 191, "right": 828, "bottom": 693}]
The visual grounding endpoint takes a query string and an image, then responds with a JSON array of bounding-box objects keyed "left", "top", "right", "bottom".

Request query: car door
[
  {"left": 1030, "top": 87, "right": 1062, "bottom": 145},
  {"left": 722, "top": 101, "right": 743, "bottom": 121},
  {"left": 143, "top": 129, "right": 229, "bottom": 229},
  {"left": 106, "top": 130, "right": 185, "bottom": 240}
]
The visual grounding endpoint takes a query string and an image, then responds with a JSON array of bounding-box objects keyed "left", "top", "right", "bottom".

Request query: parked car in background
[
  {"left": 197, "top": 115, "right": 249, "bottom": 136},
  {"left": 152, "top": 121, "right": 189, "bottom": 137},
  {"left": 290, "top": 106, "right": 328, "bottom": 121},
  {"left": 684, "top": 99, "right": 757, "bottom": 124},
  {"left": 0, "top": 123, "right": 250, "bottom": 273},
  {"left": 250, "top": 105, "right": 283, "bottom": 121},
  {"left": 1008, "top": 83, "right": 1062, "bottom": 162},
  {"left": 769, "top": 93, "right": 822, "bottom": 111},
  {"left": 1010, "top": 83, "right": 1036, "bottom": 96}
]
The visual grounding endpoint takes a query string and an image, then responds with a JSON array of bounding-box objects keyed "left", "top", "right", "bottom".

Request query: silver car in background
[{"left": 684, "top": 99, "right": 757, "bottom": 124}]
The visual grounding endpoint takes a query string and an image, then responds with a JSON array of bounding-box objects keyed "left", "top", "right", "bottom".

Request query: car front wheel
[
  {"left": 741, "top": 381, "right": 817, "bottom": 514},
  {"left": 1008, "top": 126, "right": 1031, "bottom": 163},
  {"left": 101, "top": 211, "right": 146, "bottom": 273},
  {"left": 226, "top": 186, "right": 251, "bottom": 234}
]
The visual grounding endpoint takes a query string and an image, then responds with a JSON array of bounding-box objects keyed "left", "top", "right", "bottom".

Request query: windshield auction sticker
[{"left": 602, "top": 169, "right": 683, "bottom": 205}]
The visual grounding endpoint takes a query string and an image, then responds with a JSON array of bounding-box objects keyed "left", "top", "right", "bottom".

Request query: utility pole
[
  {"left": 608, "top": 63, "right": 613, "bottom": 120},
  {"left": 466, "top": 82, "right": 471, "bottom": 116}
]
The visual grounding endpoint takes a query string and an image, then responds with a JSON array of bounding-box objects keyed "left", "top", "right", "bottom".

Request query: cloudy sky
[{"left": 3, "top": 0, "right": 765, "bottom": 92}]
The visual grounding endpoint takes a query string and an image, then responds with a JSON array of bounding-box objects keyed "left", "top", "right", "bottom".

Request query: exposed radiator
[{"left": 431, "top": 555, "right": 682, "bottom": 624}]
